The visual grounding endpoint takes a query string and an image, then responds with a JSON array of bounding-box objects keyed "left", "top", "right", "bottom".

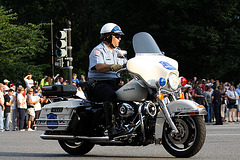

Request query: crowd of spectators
[
  {"left": 0, "top": 73, "right": 86, "bottom": 132},
  {"left": 182, "top": 77, "right": 240, "bottom": 125},
  {"left": 1, "top": 74, "right": 239, "bottom": 132}
]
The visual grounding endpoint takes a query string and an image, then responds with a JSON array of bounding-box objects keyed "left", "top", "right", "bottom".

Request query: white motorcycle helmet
[
  {"left": 100, "top": 23, "right": 124, "bottom": 43},
  {"left": 100, "top": 23, "right": 124, "bottom": 36}
]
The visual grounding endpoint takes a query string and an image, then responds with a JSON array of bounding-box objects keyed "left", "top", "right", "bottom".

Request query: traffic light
[
  {"left": 55, "top": 27, "right": 72, "bottom": 69},
  {"left": 56, "top": 30, "right": 68, "bottom": 57},
  {"left": 55, "top": 57, "right": 64, "bottom": 68}
]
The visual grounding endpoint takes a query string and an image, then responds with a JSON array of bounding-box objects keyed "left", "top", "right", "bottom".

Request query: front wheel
[
  {"left": 162, "top": 116, "right": 206, "bottom": 158},
  {"left": 58, "top": 139, "right": 95, "bottom": 155}
]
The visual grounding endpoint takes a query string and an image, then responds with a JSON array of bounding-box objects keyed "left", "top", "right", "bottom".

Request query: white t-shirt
[
  {"left": 25, "top": 79, "right": 34, "bottom": 89},
  {"left": 17, "top": 94, "right": 27, "bottom": 109},
  {"left": 76, "top": 90, "right": 86, "bottom": 99},
  {"left": 31, "top": 96, "right": 41, "bottom": 111},
  {"left": 0, "top": 91, "right": 4, "bottom": 106}
]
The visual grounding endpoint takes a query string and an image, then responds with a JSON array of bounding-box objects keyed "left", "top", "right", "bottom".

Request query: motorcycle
[{"left": 35, "top": 32, "right": 207, "bottom": 158}]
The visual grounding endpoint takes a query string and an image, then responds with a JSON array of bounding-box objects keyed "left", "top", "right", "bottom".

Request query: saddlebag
[
  {"left": 68, "top": 106, "right": 104, "bottom": 136},
  {"left": 35, "top": 99, "right": 92, "bottom": 131}
]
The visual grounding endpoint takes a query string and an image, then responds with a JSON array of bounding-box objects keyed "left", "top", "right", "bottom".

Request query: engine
[
  {"left": 118, "top": 103, "right": 135, "bottom": 118},
  {"left": 144, "top": 101, "right": 157, "bottom": 117},
  {"left": 117, "top": 101, "right": 157, "bottom": 118},
  {"left": 117, "top": 101, "right": 157, "bottom": 145}
]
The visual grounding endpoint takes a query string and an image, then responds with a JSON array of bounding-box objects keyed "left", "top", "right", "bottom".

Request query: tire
[
  {"left": 162, "top": 116, "right": 206, "bottom": 158},
  {"left": 58, "top": 139, "right": 95, "bottom": 155}
]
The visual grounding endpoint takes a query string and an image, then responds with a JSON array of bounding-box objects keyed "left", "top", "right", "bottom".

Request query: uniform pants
[{"left": 91, "top": 81, "right": 121, "bottom": 103}]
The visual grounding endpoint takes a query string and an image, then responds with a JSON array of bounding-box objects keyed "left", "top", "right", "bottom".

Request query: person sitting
[{"left": 88, "top": 23, "right": 126, "bottom": 139}]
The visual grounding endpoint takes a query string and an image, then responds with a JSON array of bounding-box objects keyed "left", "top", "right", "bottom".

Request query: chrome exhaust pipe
[{"left": 40, "top": 133, "right": 109, "bottom": 141}]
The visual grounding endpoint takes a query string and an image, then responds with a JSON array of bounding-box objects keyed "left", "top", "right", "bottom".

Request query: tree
[
  {"left": 0, "top": 6, "right": 49, "bottom": 84},
  {"left": 1, "top": 0, "right": 240, "bottom": 83}
]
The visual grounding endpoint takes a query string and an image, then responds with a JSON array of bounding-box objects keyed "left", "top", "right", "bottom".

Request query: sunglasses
[{"left": 114, "top": 35, "right": 121, "bottom": 39}]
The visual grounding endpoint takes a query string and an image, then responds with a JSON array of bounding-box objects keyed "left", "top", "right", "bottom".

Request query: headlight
[{"left": 168, "top": 73, "right": 180, "bottom": 90}]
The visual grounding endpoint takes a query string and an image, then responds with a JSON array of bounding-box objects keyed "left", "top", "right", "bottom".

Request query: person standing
[
  {"left": 184, "top": 87, "right": 193, "bottom": 100},
  {"left": 17, "top": 87, "right": 27, "bottom": 131},
  {"left": 194, "top": 82, "right": 205, "bottom": 105},
  {"left": 32, "top": 89, "right": 42, "bottom": 130},
  {"left": 3, "top": 79, "right": 10, "bottom": 93},
  {"left": 72, "top": 73, "right": 80, "bottom": 86},
  {"left": 219, "top": 85, "right": 227, "bottom": 122},
  {"left": 4, "top": 89, "right": 14, "bottom": 131},
  {"left": 10, "top": 88, "right": 17, "bottom": 131},
  {"left": 0, "top": 83, "right": 5, "bottom": 132},
  {"left": 24, "top": 73, "right": 34, "bottom": 90},
  {"left": 226, "top": 86, "right": 238, "bottom": 122},
  {"left": 203, "top": 86, "right": 212, "bottom": 123},
  {"left": 211, "top": 85, "right": 223, "bottom": 125},
  {"left": 201, "top": 79, "right": 207, "bottom": 92},
  {"left": 235, "top": 84, "right": 240, "bottom": 121},
  {"left": 80, "top": 74, "right": 86, "bottom": 82},
  {"left": 39, "top": 76, "right": 47, "bottom": 88},
  {"left": 26, "top": 88, "right": 35, "bottom": 131}
]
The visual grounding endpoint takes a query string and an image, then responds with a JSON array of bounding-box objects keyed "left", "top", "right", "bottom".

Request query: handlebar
[{"left": 116, "top": 68, "right": 127, "bottom": 74}]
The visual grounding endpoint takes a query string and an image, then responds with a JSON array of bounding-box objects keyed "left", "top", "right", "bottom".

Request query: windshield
[{"left": 133, "top": 32, "right": 163, "bottom": 56}]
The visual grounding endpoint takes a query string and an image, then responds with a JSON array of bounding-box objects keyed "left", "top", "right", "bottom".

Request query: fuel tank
[{"left": 116, "top": 80, "right": 148, "bottom": 101}]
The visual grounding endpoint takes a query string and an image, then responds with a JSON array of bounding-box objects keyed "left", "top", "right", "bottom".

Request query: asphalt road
[{"left": 0, "top": 122, "right": 240, "bottom": 160}]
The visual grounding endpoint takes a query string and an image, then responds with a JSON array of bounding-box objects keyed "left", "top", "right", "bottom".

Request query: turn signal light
[
  {"left": 198, "top": 105, "right": 205, "bottom": 109},
  {"left": 180, "top": 92, "right": 184, "bottom": 99},
  {"left": 158, "top": 93, "right": 163, "bottom": 100},
  {"left": 181, "top": 77, "right": 187, "bottom": 86}
]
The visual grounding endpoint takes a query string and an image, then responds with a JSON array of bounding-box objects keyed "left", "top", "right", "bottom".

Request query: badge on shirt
[{"left": 94, "top": 50, "right": 100, "bottom": 56}]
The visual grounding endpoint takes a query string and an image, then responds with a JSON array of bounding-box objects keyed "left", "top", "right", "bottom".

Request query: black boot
[{"left": 103, "top": 102, "right": 126, "bottom": 140}]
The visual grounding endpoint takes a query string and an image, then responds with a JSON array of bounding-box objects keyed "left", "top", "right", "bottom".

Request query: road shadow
[{"left": 0, "top": 152, "right": 173, "bottom": 159}]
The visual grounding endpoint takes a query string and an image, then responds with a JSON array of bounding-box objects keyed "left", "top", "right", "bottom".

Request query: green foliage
[
  {"left": 0, "top": 6, "right": 49, "bottom": 84},
  {"left": 1, "top": 0, "right": 240, "bottom": 83}
]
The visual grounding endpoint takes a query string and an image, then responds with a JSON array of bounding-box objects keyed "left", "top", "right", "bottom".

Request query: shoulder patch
[{"left": 94, "top": 50, "right": 101, "bottom": 56}]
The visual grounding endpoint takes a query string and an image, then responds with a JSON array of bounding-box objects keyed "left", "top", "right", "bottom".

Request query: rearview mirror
[{"left": 117, "top": 50, "right": 127, "bottom": 58}]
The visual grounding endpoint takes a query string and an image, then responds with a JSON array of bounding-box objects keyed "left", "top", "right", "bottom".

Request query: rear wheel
[
  {"left": 162, "top": 116, "right": 206, "bottom": 158},
  {"left": 58, "top": 139, "right": 95, "bottom": 155}
]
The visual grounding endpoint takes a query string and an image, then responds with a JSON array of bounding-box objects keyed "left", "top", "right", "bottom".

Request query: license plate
[{"left": 51, "top": 108, "right": 63, "bottom": 112}]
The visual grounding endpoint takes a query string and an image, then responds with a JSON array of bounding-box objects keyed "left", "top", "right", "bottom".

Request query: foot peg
[{"left": 108, "top": 128, "right": 128, "bottom": 140}]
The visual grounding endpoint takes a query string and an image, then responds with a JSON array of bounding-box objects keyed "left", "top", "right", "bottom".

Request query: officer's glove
[{"left": 110, "top": 64, "right": 122, "bottom": 72}]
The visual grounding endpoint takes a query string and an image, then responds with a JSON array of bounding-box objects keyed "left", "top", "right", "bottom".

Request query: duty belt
[{"left": 88, "top": 78, "right": 120, "bottom": 88}]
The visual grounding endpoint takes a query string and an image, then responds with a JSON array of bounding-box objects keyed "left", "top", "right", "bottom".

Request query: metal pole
[
  {"left": 66, "top": 20, "right": 72, "bottom": 84},
  {"left": 51, "top": 19, "right": 55, "bottom": 84}
]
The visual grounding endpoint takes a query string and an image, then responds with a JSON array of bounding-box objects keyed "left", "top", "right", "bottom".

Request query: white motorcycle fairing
[
  {"left": 127, "top": 32, "right": 179, "bottom": 89},
  {"left": 127, "top": 55, "right": 179, "bottom": 89}
]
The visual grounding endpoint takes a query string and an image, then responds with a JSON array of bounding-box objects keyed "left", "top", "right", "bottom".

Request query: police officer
[{"left": 88, "top": 23, "right": 126, "bottom": 139}]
